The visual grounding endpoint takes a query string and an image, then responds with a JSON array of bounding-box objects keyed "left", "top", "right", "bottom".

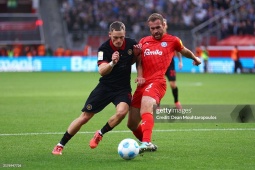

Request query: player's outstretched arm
[
  {"left": 179, "top": 47, "right": 201, "bottom": 66},
  {"left": 175, "top": 51, "right": 183, "bottom": 69}
]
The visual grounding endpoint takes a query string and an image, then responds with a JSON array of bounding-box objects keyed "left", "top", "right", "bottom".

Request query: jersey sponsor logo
[
  {"left": 144, "top": 49, "right": 162, "bottom": 56},
  {"left": 161, "top": 42, "right": 167, "bottom": 47}
]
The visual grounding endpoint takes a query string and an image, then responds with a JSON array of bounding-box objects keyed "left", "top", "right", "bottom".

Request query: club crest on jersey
[
  {"left": 128, "top": 49, "right": 133, "bottom": 55},
  {"left": 161, "top": 42, "right": 167, "bottom": 47},
  {"left": 86, "top": 104, "right": 92, "bottom": 110}
]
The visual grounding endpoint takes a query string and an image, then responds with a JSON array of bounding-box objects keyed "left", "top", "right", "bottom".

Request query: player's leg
[
  {"left": 107, "top": 102, "right": 129, "bottom": 128},
  {"left": 127, "top": 87, "right": 143, "bottom": 141},
  {"left": 139, "top": 96, "right": 158, "bottom": 152},
  {"left": 127, "top": 106, "right": 142, "bottom": 141},
  {"left": 90, "top": 91, "right": 131, "bottom": 149},
  {"left": 138, "top": 82, "right": 166, "bottom": 152},
  {"left": 89, "top": 102, "right": 129, "bottom": 149},
  {"left": 169, "top": 80, "right": 182, "bottom": 109},
  {"left": 52, "top": 83, "right": 109, "bottom": 154},
  {"left": 166, "top": 63, "right": 182, "bottom": 109},
  {"left": 52, "top": 112, "right": 94, "bottom": 155}
]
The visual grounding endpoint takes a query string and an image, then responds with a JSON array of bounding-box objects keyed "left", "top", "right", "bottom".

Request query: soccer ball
[{"left": 117, "top": 138, "right": 139, "bottom": 160}]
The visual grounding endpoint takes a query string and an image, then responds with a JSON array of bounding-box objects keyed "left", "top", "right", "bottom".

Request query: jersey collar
[{"left": 110, "top": 39, "right": 126, "bottom": 51}]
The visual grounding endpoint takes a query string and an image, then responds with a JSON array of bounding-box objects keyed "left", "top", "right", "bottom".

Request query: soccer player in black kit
[{"left": 52, "top": 21, "right": 142, "bottom": 155}]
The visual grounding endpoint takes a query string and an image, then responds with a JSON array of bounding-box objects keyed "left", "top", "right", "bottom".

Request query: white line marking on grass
[
  {"left": 181, "top": 82, "right": 203, "bottom": 86},
  {"left": 1, "top": 128, "right": 255, "bottom": 136}
]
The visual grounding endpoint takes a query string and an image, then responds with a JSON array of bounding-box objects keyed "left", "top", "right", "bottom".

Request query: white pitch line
[{"left": 0, "top": 128, "right": 255, "bottom": 136}]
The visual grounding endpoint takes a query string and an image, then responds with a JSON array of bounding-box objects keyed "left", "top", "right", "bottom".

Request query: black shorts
[
  {"left": 81, "top": 83, "right": 132, "bottom": 113},
  {"left": 165, "top": 58, "right": 176, "bottom": 81}
]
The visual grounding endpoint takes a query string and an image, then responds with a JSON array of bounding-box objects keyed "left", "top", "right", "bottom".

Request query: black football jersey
[{"left": 97, "top": 38, "right": 137, "bottom": 91}]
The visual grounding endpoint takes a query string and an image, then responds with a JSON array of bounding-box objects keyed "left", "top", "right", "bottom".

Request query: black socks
[
  {"left": 172, "top": 87, "right": 178, "bottom": 103},
  {"left": 60, "top": 131, "right": 73, "bottom": 146},
  {"left": 100, "top": 122, "right": 113, "bottom": 135}
]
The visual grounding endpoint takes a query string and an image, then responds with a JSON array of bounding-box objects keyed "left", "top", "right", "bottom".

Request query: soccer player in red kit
[{"left": 127, "top": 13, "right": 201, "bottom": 153}]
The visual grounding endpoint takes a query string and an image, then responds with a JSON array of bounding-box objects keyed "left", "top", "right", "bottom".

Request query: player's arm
[
  {"left": 135, "top": 54, "right": 145, "bottom": 85},
  {"left": 131, "top": 44, "right": 141, "bottom": 65},
  {"left": 133, "top": 44, "right": 145, "bottom": 85},
  {"left": 175, "top": 51, "right": 183, "bottom": 69},
  {"left": 98, "top": 51, "right": 119, "bottom": 76},
  {"left": 179, "top": 47, "right": 201, "bottom": 66}
]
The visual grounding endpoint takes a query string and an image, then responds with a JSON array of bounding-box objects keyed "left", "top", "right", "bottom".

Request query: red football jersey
[{"left": 139, "top": 34, "right": 184, "bottom": 82}]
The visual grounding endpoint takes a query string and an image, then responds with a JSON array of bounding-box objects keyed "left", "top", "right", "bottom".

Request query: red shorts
[{"left": 131, "top": 81, "right": 167, "bottom": 108}]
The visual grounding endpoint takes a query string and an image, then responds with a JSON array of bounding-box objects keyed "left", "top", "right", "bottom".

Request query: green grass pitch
[{"left": 0, "top": 72, "right": 255, "bottom": 170}]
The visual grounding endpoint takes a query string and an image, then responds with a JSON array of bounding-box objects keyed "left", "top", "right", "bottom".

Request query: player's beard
[{"left": 153, "top": 32, "right": 162, "bottom": 40}]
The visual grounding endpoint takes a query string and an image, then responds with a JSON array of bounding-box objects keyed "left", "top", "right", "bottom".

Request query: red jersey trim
[
  {"left": 98, "top": 61, "right": 108, "bottom": 66},
  {"left": 110, "top": 39, "right": 126, "bottom": 51}
]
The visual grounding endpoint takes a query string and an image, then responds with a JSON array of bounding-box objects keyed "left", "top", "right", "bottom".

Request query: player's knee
[
  {"left": 115, "top": 110, "right": 127, "bottom": 120},
  {"left": 170, "top": 82, "right": 176, "bottom": 89},
  {"left": 79, "top": 112, "right": 93, "bottom": 124}
]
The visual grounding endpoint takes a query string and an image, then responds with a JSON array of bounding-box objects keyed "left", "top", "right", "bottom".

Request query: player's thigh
[
  {"left": 113, "top": 90, "right": 132, "bottom": 107},
  {"left": 142, "top": 82, "right": 166, "bottom": 106},
  {"left": 140, "top": 96, "right": 157, "bottom": 114},
  {"left": 165, "top": 69, "right": 176, "bottom": 82},
  {"left": 116, "top": 102, "right": 129, "bottom": 115},
  {"left": 131, "top": 86, "right": 144, "bottom": 108},
  {"left": 165, "top": 60, "right": 176, "bottom": 81},
  {"left": 82, "top": 84, "right": 112, "bottom": 113}
]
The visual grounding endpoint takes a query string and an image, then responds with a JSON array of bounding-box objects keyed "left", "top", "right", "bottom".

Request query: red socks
[{"left": 141, "top": 113, "right": 154, "bottom": 142}]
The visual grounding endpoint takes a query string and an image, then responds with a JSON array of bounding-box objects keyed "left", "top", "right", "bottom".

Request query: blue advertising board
[
  {"left": 0, "top": 57, "right": 98, "bottom": 72},
  {"left": 0, "top": 56, "right": 254, "bottom": 73}
]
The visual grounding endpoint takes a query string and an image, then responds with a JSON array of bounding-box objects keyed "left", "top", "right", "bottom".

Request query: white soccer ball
[{"left": 117, "top": 138, "right": 139, "bottom": 160}]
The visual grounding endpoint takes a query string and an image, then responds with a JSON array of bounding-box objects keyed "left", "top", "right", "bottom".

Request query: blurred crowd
[
  {"left": 2, "top": 0, "right": 255, "bottom": 58},
  {"left": 60, "top": 0, "right": 255, "bottom": 39},
  {"left": 0, "top": 44, "right": 73, "bottom": 57}
]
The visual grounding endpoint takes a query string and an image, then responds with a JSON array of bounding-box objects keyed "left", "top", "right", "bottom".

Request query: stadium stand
[
  {"left": 59, "top": 0, "right": 255, "bottom": 53},
  {"left": 1, "top": 0, "right": 255, "bottom": 57}
]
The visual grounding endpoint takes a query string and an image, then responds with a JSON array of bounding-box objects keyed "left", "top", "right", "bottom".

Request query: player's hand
[
  {"left": 112, "top": 51, "right": 120, "bottom": 64},
  {"left": 193, "top": 57, "right": 201, "bottom": 66},
  {"left": 133, "top": 44, "right": 142, "bottom": 57},
  {"left": 135, "top": 77, "right": 145, "bottom": 86},
  {"left": 178, "top": 62, "right": 183, "bottom": 69}
]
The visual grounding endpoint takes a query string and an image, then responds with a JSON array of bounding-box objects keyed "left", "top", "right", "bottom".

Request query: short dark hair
[
  {"left": 147, "top": 13, "right": 164, "bottom": 23},
  {"left": 109, "top": 21, "right": 125, "bottom": 32}
]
